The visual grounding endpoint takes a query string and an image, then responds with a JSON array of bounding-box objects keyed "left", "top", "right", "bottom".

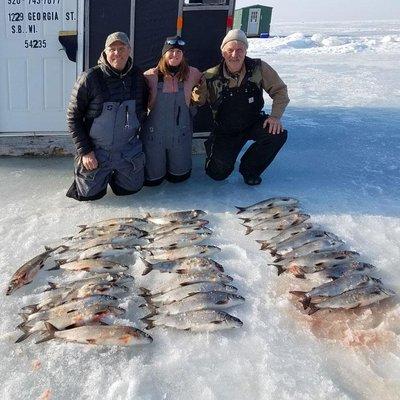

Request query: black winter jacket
[{"left": 67, "top": 54, "right": 148, "bottom": 156}]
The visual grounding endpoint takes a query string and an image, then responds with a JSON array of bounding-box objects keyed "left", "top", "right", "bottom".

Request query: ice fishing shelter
[
  {"left": 0, "top": 0, "right": 236, "bottom": 155},
  {"left": 234, "top": 4, "right": 272, "bottom": 38}
]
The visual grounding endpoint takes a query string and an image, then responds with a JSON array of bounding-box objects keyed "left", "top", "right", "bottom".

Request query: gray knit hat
[
  {"left": 105, "top": 32, "right": 130, "bottom": 48},
  {"left": 220, "top": 29, "right": 248, "bottom": 50}
]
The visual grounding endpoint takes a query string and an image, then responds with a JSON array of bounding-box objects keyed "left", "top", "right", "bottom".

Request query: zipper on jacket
[
  {"left": 176, "top": 106, "right": 181, "bottom": 126},
  {"left": 125, "top": 106, "right": 129, "bottom": 128}
]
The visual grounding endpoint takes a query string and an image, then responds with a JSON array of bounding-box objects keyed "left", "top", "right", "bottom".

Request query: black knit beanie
[{"left": 162, "top": 36, "right": 185, "bottom": 56}]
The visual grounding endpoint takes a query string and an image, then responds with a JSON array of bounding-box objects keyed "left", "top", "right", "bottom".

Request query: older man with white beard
[{"left": 195, "top": 29, "right": 290, "bottom": 186}]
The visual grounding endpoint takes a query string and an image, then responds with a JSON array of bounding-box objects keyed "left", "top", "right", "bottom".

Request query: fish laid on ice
[
  {"left": 148, "top": 219, "right": 209, "bottom": 237},
  {"left": 147, "top": 291, "right": 245, "bottom": 315},
  {"left": 236, "top": 197, "right": 299, "bottom": 214},
  {"left": 290, "top": 273, "right": 382, "bottom": 309},
  {"left": 271, "top": 250, "right": 360, "bottom": 278},
  {"left": 54, "top": 244, "right": 136, "bottom": 264},
  {"left": 273, "top": 237, "right": 345, "bottom": 261},
  {"left": 23, "top": 295, "right": 119, "bottom": 324},
  {"left": 237, "top": 206, "right": 300, "bottom": 221},
  {"left": 6, "top": 248, "right": 58, "bottom": 295},
  {"left": 144, "top": 282, "right": 238, "bottom": 305},
  {"left": 262, "top": 223, "right": 315, "bottom": 248},
  {"left": 142, "top": 245, "right": 221, "bottom": 262},
  {"left": 145, "top": 210, "right": 206, "bottom": 225},
  {"left": 55, "top": 259, "right": 129, "bottom": 274},
  {"left": 306, "top": 283, "right": 395, "bottom": 314},
  {"left": 142, "top": 310, "right": 243, "bottom": 331},
  {"left": 65, "top": 224, "right": 147, "bottom": 241},
  {"left": 61, "top": 233, "right": 149, "bottom": 252},
  {"left": 15, "top": 304, "right": 125, "bottom": 343},
  {"left": 141, "top": 257, "right": 224, "bottom": 276},
  {"left": 244, "top": 213, "right": 310, "bottom": 235},
  {"left": 321, "top": 261, "right": 376, "bottom": 280},
  {"left": 143, "top": 232, "right": 211, "bottom": 250},
  {"left": 37, "top": 323, "right": 153, "bottom": 346},
  {"left": 140, "top": 271, "right": 233, "bottom": 297},
  {"left": 78, "top": 217, "right": 153, "bottom": 231},
  {"left": 264, "top": 229, "right": 341, "bottom": 255},
  {"left": 23, "top": 282, "right": 129, "bottom": 314}
]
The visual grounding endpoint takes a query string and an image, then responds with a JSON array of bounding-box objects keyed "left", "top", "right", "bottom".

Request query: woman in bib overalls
[{"left": 142, "top": 36, "right": 201, "bottom": 186}]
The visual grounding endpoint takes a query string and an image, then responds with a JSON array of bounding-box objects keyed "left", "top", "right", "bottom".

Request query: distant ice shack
[{"left": 0, "top": 0, "right": 236, "bottom": 155}]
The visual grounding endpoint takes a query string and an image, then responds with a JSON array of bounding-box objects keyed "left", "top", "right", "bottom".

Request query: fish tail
[
  {"left": 238, "top": 217, "right": 250, "bottom": 222},
  {"left": 45, "top": 281, "right": 59, "bottom": 291},
  {"left": 46, "top": 265, "right": 60, "bottom": 271},
  {"left": 307, "top": 304, "right": 319, "bottom": 315},
  {"left": 18, "top": 312, "right": 30, "bottom": 322},
  {"left": 141, "top": 318, "right": 156, "bottom": 330},
  {"left": 35, "top": 322, "right": 58, "bottom": 344},
  {"left": 235, "top": 206, "right": 247, "bottom": 214},
  {"left": 255, "top": 240, "right": 271, "bottom": 251},
  {"left": 244, "top": 226, "right": 253, "bottom": 235},
  {"left": 269, "top": 264, "right": 285, "bottom": 276},
  {"left": 289, "top": 291, "right": 311, "bottom": 309},
  {"left": 21, "top": 304, "right": 39, "bottom": 314},
  {"left": 78, "top": 225, "right": 88, "bottom": 232},
  {"left": 15, "top": 331, "right": 33, "bottom": 343},
  {"left": 139, "top": 287, "right": 152, "bottom": 297}
]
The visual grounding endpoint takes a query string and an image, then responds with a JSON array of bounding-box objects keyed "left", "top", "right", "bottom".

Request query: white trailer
[{"left": 0, "top": 0, "right": 236, "bottom": 155}]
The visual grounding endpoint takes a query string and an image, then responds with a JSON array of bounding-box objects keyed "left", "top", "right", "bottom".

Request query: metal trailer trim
[
  {"left": 76, "top": 0, "right": 85, "bottom": 74},
  {"left": 182, "top": 6, "right": 230, "bottom": 11},
  {"left": 84, "top": 0, "right": 90, "bottom": 70},
  {"left": 131, "top": 0, "right": 136, "bottom": 59},
  {"left": 178, "top": 0, "right": 184, "bottom": 36}
]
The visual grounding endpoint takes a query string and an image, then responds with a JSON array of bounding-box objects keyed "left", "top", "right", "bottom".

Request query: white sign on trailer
[{"left": 0, "top": 0, "right": 78, "bottom": 133}]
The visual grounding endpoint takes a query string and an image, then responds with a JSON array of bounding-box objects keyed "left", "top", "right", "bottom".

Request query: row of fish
[
  {"left": 136, "top": 211, "right": 245, "bottom": 332},
  {"left": 236, "top": 197, "right": 395, "bottom": 314},
  {"left": 7, "top": 209, "right": 244, "bottom": 345}
]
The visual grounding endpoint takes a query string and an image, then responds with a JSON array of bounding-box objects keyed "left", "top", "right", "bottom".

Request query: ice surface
[{"left": 1, "top": 21, "right": 399, "bottom": 400}]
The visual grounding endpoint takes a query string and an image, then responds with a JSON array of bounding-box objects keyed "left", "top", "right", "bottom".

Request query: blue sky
[{"left": 235, "top": 0, "right": 400, "bottom": 22}]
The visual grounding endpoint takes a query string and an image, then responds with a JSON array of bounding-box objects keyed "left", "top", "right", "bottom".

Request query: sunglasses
[{"left": 165, "top": 38, "right": 186, "bottom": 46}]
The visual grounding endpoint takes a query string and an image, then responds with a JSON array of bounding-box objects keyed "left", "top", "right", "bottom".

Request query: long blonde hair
[{"left": 157, "top": 53, "right": 189, "bottom": 82}]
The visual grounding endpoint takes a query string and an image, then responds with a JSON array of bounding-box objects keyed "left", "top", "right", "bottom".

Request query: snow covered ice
[{"left": 1, "top": 20, "right": 400, "bottom": 400}]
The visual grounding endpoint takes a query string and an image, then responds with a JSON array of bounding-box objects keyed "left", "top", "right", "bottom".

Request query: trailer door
[
  {"left": 0, "top": 0, "right": 79, "bottom": 133},
  {"left": 247, "top": 8, "right": 261, "bottom": 36}
]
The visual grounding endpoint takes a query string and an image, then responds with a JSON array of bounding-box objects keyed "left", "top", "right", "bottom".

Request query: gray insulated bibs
[
  {"left": 141, "top": 82, "right": 192, "bottom": 181},
  {"left": 74, "top": 99, "right": 145, "bottom": 197}
]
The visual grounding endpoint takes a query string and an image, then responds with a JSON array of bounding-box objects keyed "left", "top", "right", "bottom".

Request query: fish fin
[
  {"left": 16, "top": 322, "right": 31, "bottom": 332},
  {"left": 15, "top": 331, "right": 33, "bottom": 343},
  {"left": 145, "top": 212, "right": 151, "bottom": 219},
  {"left": 270, "top": 249, "right": 277, "bottom": 257},
  {"left": 289, "top": 291, "right": 310, "bottom": 309},
  {"left": 141, "top": 318, "right": 155, "bottom": 330},
  {"left": 44, "top": 245, "right": 53, "bottom": 251},
  {"left": 18, "top": 312, "right": 30, "bottom": 322},
  {"left": 307, "top": 304, "right": 319, "bottom": 315},
  {"left": 274, "top": 255, "right": 283, "bottom": 262},
  {"left": 46, "top": 281, "right": 59, "bottom": 290},
  {"left": 139, "top": 287, "right": 152, "bottom": 297},
  {"left": 245, "top": 227, "right": 253, "bottom": 235},
  {"left": 141, "top": 312, "right": 156, "bottom": 320},
  {"left": 46, "top": 265, "right": 60, "bottom": 271},
  {"left": 78, "top": 225, "right": 87, "bottom": 232},
  {"left": 238, "top": 217, "right": 250, "bottom": 222},
  {"left": 293, "top": 272, "right": 306, "bottom": 279},
  {"left": 256, "top": 240, "right": 271, "bottom": 251},
  {"left": 99, "top": 321, "right": 110, "bottom": 326},
  {"left": 235, "top": 206, "right": 247, "bottom": 214},
  {"left": 274, "top": 265, "right": 286, "bottom": 276},
  {"left": 21, "top": 304, "right": 39, "bottom": 314},
  {"left": 35, "top": 322, "right": 58, "bottom": 344},
  {"left": 289, "top": 290, "right": 306, "bottom": 298}
]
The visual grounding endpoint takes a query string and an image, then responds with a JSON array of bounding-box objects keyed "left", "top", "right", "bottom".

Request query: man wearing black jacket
[{"left": 66, "top": 32, "right": 148, "bottom": 201}]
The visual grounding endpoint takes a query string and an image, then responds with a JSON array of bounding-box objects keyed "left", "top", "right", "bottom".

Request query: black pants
[
  {"left": 66, "top": 174, "right": 140, "bottom": 202},
  {"left": 205, "top": 120, "right": 287, "bottom": 181}
]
